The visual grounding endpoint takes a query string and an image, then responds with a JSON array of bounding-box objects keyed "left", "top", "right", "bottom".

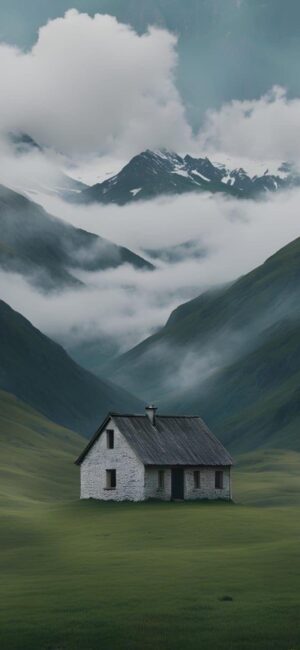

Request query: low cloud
[{"left": 2, "top": 187, "right": 300, "bottom": 360}]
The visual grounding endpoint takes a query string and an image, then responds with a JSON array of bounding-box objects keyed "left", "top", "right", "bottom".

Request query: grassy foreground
[{"left": 1, "top": 391, "right": 300, "bottom": 650}]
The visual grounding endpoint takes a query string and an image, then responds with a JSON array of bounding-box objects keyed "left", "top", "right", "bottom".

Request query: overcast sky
[
  {"left": 1, "top": 8, "right": 300, "bottom": 166},
  {"left": 1, "top": 0, "right": 300, "bottom": 130}
]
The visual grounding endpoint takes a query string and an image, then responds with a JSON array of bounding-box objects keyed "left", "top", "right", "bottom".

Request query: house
[{"left": 75, "top": 405, "right": 233, "bottom": 501}]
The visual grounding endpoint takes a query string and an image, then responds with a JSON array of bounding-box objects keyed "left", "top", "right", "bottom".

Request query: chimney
[{"left": 145, "top": 404, "right": 157, "bottom": 425}]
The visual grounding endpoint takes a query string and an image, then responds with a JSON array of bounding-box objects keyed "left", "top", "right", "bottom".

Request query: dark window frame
[
  {"left": 106, "top": 469, "right": 116, "bottom": 489},
  {"left": 193, "top": 470, "right": 200, "bottom": 489},
  {"left": 158, "top": 469, "right": 165, "bottom": 490},
  {"left": 215, "top": 470, "right": 224, "bottom": 489},
  {"left": 106, "top": 429, "right": 114, "bottom": 449}
]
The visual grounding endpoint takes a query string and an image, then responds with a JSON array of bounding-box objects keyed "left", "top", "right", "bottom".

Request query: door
[{"left": 171, "top": 468, "right": 184, "bottom": 500}]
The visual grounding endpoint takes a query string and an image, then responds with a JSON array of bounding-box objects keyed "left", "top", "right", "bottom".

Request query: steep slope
[
  {"left": 107, "top": 238, "right": 300, "bottom": 450},
  {"left": 77, "top": 150, "right": 297, "bottom": 205},
  {"left": 167, "top": 319, "right": 300, "bottom": 453},
  {"left": 0, "top": 185, "right": 153, "bottom": 291},
  {"left": 0, "top": 300, "right": 143, "bottom": 437},
  {"left": 109, "top": 237, "right": 300, "bottom": 393},
  {"left": 0, "top": 389, "right": 82, "bottom": 505}
]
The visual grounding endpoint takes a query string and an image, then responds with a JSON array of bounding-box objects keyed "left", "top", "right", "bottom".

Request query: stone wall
[
  {"left": 80, "top": 418, "right": 144, "bottom": 501},
  {"left": 184, "top": 466, "right": 231, "bottom": 500},
  {"left": 144, "top": 467, "right": 172, "bottom": 500},
  {"left": 144, "top": 466, "right": 231, "bottom": 501}
]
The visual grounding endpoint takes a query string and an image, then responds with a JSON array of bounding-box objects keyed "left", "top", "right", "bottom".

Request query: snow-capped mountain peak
[{"left": 76, "top": 149, "right": 300, "bottom": 205}]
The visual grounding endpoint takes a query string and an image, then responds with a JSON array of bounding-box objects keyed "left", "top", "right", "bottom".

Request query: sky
[
  {"left": 1, "top": 3, "right": 300, "bottom": 361},
  {"left": 1, "top": 0, "right": 300, "bottom": 130},
  {"left": 1, "top": 8, "right": 300, "bottom": 166}
]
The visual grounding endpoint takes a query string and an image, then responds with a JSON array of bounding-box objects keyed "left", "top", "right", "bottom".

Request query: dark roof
[{"left": 75, "top": 413, "right": 233, "bottom": 466}]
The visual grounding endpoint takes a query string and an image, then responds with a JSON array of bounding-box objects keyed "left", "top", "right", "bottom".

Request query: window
[
  {"left": 106, "top": 469, "right": 116, "bottom": 489},
  {"left": 158, "top": 470, "right": 165, "bottom": 490},
  {"left": 215, "top": 470, "right": 224, "bottom": 489},
  {"left": 193, "top": 470, "right": 200, "bottom": 489},
  {"left": 106, "top": 430, "right": 114, "bottom": 449}
]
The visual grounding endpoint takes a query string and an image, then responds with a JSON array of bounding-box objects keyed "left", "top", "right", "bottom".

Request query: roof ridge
[{"left": 112, "top": 413, "right": 201, "bottom": 419}]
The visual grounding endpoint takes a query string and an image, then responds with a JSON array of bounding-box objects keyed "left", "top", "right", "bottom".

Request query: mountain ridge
[
  {"left": 76, "top": 149, "right": 299, "bottom": 205},
  {"left": 0, "top": 299, "right": 144, "bottom": 437},
  {"left": 0, "top": 184, "right": 153, "bottom": 291}
]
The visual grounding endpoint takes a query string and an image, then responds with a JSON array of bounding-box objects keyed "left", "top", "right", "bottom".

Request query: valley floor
[{"left": 1, "top": 448, "right": 300, "bottom": 650}]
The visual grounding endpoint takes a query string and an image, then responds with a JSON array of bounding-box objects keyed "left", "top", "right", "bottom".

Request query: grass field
[{"left": 1, "top": 391, "right": 300, "bottom": 650}]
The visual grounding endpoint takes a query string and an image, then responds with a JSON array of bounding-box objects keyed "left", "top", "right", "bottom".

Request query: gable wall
[{"left": 80, "top": 418, "right": 145, "bottom": 501}]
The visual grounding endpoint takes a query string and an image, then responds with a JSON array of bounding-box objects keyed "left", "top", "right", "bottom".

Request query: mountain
[
  {"left": 76, "top": 150, "right": 299, "bottom": 205},
  {"left": 0, "top": 300, "right": 143, "bottom": 437},
  {"left": 8, "top": 131, "right": 88, "bottom": 199},
  {"left": 0, "top": 185, "right": 153, "bottom": 291},
  {"left": 0, "top": 389, "right": 82, "bottom": 505},
  {"left": 106, "top": 237, "right": 300, "bottom": 451},
  {"left": 166, "top": 318, "right": 300, "bottom": 454},
  {"left": 143, "top": 239, "right": 206, "bottom": 264}
]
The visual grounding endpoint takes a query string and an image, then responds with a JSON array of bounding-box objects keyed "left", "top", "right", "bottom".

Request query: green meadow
[{"left": 1, "top": 390, "right": 300, "bottom": 650}]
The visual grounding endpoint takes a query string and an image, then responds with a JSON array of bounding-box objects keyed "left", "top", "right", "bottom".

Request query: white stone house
[{"left": 75, "top": 406, "right": 233, "bottom": 501}]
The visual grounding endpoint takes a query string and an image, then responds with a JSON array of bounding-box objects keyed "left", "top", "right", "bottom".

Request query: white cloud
[
  {"left": 3, "top": 188, "right": 300, "bottom": 356},
  {"left": 198, "top": 86, "right": 300, "bottom": 163},
  {"left": 0, "top": 10, "right": 191, "bottom": 158}
]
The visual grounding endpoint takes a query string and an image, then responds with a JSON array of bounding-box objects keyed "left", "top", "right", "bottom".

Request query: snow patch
[
  {"left": 130, "top": 188, "right": 142, "bottom": 196},
  {"left": 191, "top": 170, "right": 211, "bottom": 182},
  {"left": 171, "top": 164, "right": 190, "bottom": 178}
]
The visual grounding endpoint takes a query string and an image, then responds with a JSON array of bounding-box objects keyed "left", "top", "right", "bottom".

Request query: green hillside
[
  {"left": 107, "top": 237, "right": 300, "bottom": 451},
  {"left": 0, "top": 389, "right": 82, "bottom": 506},
  {"left": 0, "top": 300, "right": 143, "bottom": 437},
  {"left": 1, "top": 387, "right": 300, "bottom": 650}
]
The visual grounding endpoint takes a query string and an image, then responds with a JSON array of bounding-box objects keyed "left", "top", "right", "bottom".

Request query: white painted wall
[
  {"left": 144, "top": 467, "right": 172, "bottom": 500},
  {"left": 80, "top": 417, "right": 144, "bottom": 501},
  {"left": 184, "top": 466, "right": 231, "bottom": 500},
  {"left": 144, "top": 466, "right": 231, "bottom": 501}
]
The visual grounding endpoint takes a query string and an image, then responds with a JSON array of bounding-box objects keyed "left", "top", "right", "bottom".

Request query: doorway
[{"left": 171, "top": 468, "right": 184, "bottom": 500}]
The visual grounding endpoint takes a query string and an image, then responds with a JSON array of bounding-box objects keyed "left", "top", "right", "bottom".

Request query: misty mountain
[
  {"left": 169, "top": 318, "right": 300, "bottom": 454},
  {"left": 143, "top": 239, "right": 206, "bottom": 264},
  {"left": 0, "top": 300, "right": 143, "bottom": 437},
  {"left": 106, "top": 237, "right": 300, "bottom": 451},
  {"left": 77, "top": 150, "right": 298, "bottom": 205},
  {"left": 9, "top": 132, "right": 43, "bottom": 153},
  {"left": 0, "top": 185, "right": 153, "bottom": 291},
  {"left": 8, "top": 131, "right": 88, "bottom": 199}
]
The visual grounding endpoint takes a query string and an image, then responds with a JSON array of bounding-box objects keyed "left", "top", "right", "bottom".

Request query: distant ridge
[
  {"left": 76, "top": 149, "right": 300, "bottom": 205},
  {"left": 0, "top": 184, "right": 153, "bottom": 291}
]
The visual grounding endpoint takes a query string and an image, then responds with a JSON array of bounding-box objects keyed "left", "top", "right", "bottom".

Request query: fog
[{"left": 2, "top": 185, "right": 300, "bottom": 358}]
